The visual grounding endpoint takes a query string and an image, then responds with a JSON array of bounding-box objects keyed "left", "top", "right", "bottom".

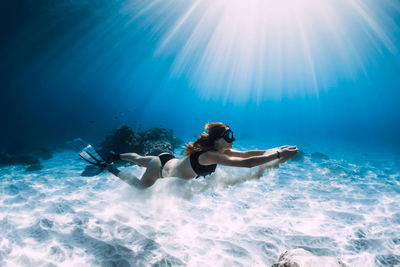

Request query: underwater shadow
[{"left": 54, "top": 227, "right": 184, "bottom": 266}]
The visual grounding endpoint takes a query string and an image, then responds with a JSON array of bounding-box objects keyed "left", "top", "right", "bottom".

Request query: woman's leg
[
  {"left": 105, "top": 164, "right": 144, "bottom": 189},
  {"left": 137, "top": 157, "right": 163, "bottom": 188},
  {"left": 106, "top": 157, "right": 162, "bottom": 189},
  {"left": 119, "top": 153, "right": 155, "bottom": 167}
]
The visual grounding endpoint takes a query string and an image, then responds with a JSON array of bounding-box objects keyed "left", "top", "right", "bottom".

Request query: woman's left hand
[
  {"left": 263, "top": 145, "right": 298, "bottom": 157},
  {"left": 279, "top": 145, "right": 297, "bottom": 150},
  {"left": 279, "top": 146, "right": 298, "bottom": 159}
]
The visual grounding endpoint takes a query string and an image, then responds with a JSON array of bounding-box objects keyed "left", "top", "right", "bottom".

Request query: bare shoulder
[{"left": 198, "top": 150, "right": 223, "bottom": 165}]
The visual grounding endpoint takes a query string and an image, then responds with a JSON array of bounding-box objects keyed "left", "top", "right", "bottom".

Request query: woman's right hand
[{"left": 278, "top": 146, "right": 298, "bottom": 159}]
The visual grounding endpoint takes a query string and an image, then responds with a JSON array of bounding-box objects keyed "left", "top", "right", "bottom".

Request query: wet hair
[{"left": 184, "top": 122, "right": 229, "bottom": 156}]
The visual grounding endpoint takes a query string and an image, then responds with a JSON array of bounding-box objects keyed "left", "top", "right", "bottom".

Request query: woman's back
[{"left": 163, "top": 156, "right": 194, "bottom": 179}]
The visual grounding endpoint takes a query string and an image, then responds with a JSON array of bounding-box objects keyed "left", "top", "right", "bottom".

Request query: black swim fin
[
  {"left": 81, "top": 165, "right": 105, "bottom": 177},
  {"left": 79, "top": 145, "right": 107, "bottom": 176},
  {"left": 79, "top": 144, "right": 107, "bottom": 167},
  {"left": 70, "top": 139, "right": 119, "bottom": 177}
]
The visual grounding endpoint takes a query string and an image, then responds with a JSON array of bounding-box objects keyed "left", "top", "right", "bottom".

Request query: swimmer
[{"left": 79, "top": 122, "right": 298, "bottom": 189}]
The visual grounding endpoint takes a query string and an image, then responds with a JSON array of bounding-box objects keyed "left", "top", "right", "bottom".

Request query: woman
[{"left": 104, "top": 122, "right": 298, "bottom": 189}]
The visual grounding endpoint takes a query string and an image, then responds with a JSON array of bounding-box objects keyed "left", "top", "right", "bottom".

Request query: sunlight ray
[{"left": 140, "top": 0, "right": 400, "bottom": 103}]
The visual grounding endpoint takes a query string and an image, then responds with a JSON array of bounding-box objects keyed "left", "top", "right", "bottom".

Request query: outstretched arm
[
  {"left": 224, "top": 148, "right": 277, "bottom": 158},
  {"left": 207, "top": 149, "right": 297, "bottom": 168},
  {"left": 224, "top": 145, "right": 296, "bottom": 158}
]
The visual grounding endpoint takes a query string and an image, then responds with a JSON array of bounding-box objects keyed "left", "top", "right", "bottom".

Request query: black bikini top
[{"left": 190, "top": 150, "right": 217, "bottom": 178}]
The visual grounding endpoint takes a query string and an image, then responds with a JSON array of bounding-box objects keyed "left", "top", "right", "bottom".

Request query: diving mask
[{"left": 222, "top": 128, "right": 235, "bottom": 143}]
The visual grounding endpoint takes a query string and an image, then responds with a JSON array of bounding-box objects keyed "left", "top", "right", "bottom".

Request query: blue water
[
  {"left": 1, "top": 0, "right": 400, "bottom": 266},
  {"left": 1, "top": 0, "right": 400, "bottom": 148}
]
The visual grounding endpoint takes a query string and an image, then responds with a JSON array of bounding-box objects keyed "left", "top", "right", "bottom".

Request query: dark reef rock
[
  {"left": 99, "top": 125, "right": 144, "bottom": 155},
  {"left": 0, "top": 140, "right": 53, "bottom": 170},
  {"left": 0, "top": 152, "right": 40, "bottom": 166},
  {"left": 142, "top": 127, "right": 181, "bottom": 149},
  {"left": 143, "top": 141, "right": 173, "bottom": 156},
  {"left": 271, "top": 249, "right": 347, "bottom": 267},
  {"left": 25, "top": 163, "right": 43, "bottom": 172},
  {"left": 99, "top": 125, "right": 183, "bottom": 157}
]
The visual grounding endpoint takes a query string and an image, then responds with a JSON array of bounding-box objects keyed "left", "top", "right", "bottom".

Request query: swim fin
[
  {"left": 79, "top": 144, "right": 107, "bottom": 167},
  {"left": 69, "top": 138, "right": 119, "bottom": 177},
  {"left": 79, "top": 146, "right": 107, "bottom": 176},
  {"left": 81, "top": 165, "right": 105, "bottom": 177}
]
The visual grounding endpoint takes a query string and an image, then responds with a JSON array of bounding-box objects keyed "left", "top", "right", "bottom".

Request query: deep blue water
[
  {"left": 1, "top": 0, "right": 400, "bottom": 150},
  {"left": 1, "top": 1, "right": 400, "bottom": 266}
]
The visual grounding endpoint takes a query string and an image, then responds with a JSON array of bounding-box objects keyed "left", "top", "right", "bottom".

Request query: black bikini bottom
[{"left": 158, "top": 152, "right": 175, "bottom": 177}]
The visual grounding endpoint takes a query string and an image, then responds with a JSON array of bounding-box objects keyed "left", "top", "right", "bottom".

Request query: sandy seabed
[{"left": 0, "top": 144, "right": 399, "bottom": 266}]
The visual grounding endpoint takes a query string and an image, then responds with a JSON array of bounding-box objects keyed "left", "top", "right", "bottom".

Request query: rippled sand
[{"left": 0, "top": 146, "right": 399, "bottom": 266}]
